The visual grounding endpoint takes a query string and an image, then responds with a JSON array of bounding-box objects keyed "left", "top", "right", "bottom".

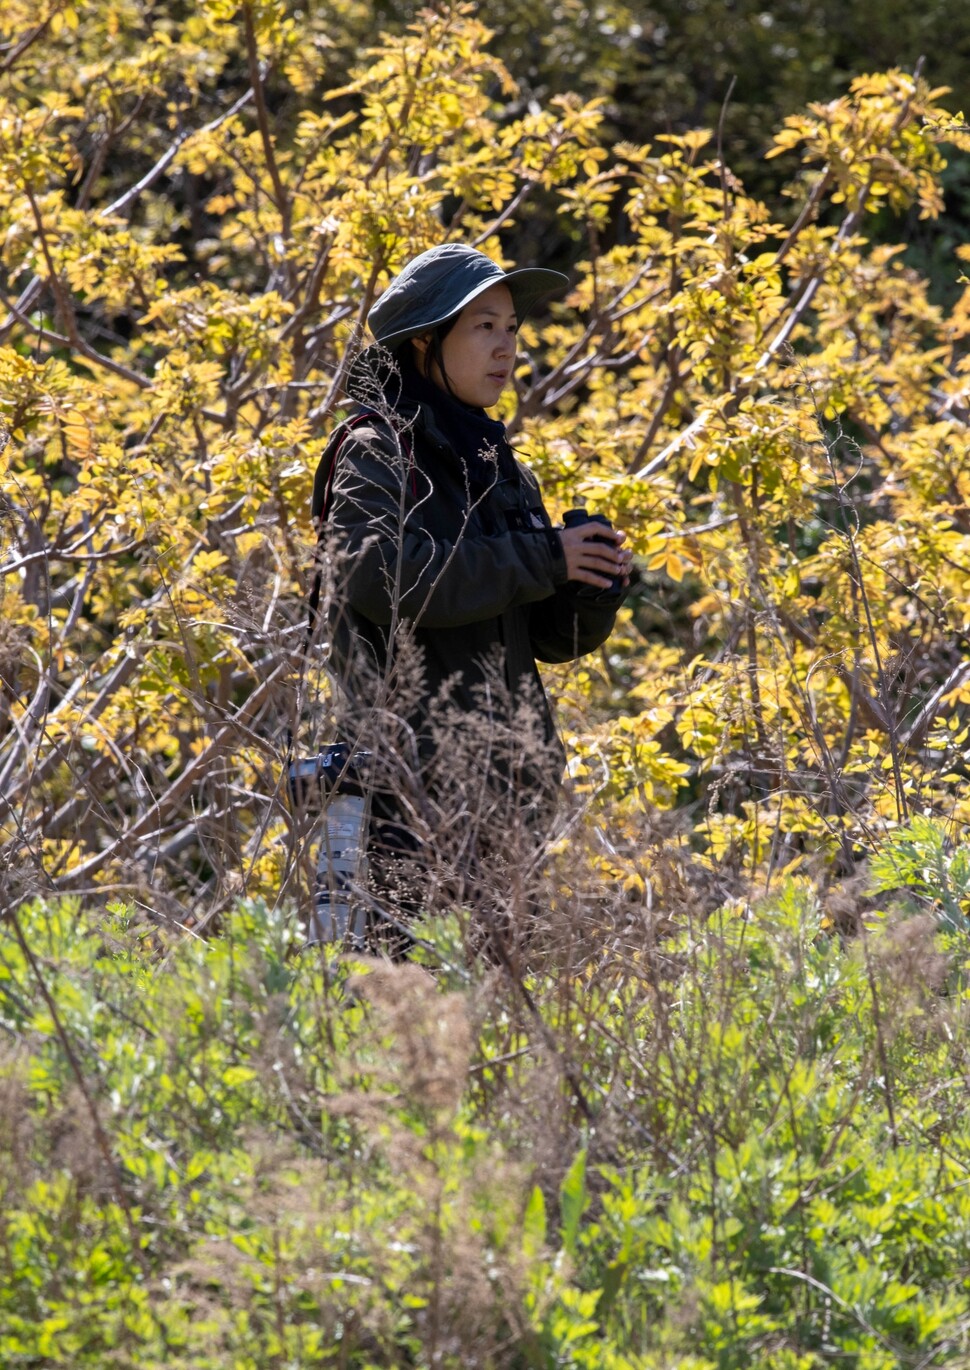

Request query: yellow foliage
[{"left": 1, "top": 2, "right": 969, "bottom": 910}]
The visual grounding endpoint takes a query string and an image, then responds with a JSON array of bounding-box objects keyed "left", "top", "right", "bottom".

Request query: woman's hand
[{"left": 558, "top": 522, "right": 632, "bottom": 591}]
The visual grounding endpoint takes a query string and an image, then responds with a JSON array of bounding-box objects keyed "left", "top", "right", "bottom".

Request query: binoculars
[{"left": 563, "top": 507, "right": 625, "bottom": 601}]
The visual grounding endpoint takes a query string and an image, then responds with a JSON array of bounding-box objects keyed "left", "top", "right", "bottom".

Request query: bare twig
[
  {"left": 56, "top": 662, "right": 286, "bottom": 885},
  {"left": 0, "top": 86, "right": 255, "bottom": 343}
]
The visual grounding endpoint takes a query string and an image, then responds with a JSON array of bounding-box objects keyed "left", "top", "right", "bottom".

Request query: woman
[{"left": 312, "top": 243, "right": 630, "bottom": 947}]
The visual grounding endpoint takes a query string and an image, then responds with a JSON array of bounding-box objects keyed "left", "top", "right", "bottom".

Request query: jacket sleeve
[
  {"left": 327, "top": 422, "right": 569, "bottom": 629},
  {"left": 513, "top": 462, "right": 623, "bottom": 663},
  {"left": 528, "top": 587, "right": 622, "bottom": 663}
]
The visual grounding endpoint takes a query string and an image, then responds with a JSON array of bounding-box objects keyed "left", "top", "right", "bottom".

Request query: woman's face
[{"left": 416, "top": 282, "right": 517, "bottom": 408}]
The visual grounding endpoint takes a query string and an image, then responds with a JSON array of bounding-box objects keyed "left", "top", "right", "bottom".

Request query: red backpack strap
[
  {"left": 311, "top": 410, "right": 379, "bottom": 529},
  {"left": 306, "top": 414, "right": 371, "bottom": 644},
  {"left": 290, "top": 410, "right": 415, "bottom": 758},
  {"left": 305, "top": 410, "right": 415, "bottom": 636}
]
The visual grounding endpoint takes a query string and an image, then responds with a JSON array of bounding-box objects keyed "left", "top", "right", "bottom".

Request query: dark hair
[{"left": 412, "top": 313, "right": 461, "bottom": 396}]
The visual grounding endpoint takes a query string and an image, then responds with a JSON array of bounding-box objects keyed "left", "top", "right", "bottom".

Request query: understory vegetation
[{"left": 4, "top": 858, "right": 970, "bottom": 1367}]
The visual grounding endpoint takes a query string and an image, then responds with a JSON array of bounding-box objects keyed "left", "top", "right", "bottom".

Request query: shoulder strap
[
  {"left": 305, "top": 411, "right": 379, "bottom": 644},
  {"left": 311, "top": 410, "right": 379, "bottom": 528},
  {"left": 304, "top": 405, "right": 417, "bottom": 649},
  {"left": 288, "top": 409, "right": 419, "bottom": 759},
  {"left": 287, "top": 414, "right": 380, "bottom": 761}
]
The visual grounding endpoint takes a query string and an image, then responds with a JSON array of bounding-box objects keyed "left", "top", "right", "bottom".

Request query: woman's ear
[{"left": 408, "top": 339, "right": 432, "bottom": 383}]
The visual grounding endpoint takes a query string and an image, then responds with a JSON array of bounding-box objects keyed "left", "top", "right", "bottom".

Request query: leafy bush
[{"left": 4, "top": 4, "right": 970, "bottom": 915}]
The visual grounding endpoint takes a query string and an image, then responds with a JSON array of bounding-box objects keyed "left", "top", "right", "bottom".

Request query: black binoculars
[{"left": 563, "top": 507, "right": 625, "bottom": 601}]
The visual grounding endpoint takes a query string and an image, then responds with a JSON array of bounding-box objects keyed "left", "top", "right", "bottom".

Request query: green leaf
[
  {"left": 522, "top": 1184, "right": 547, "bottom": 1260},
  {"left": 559, "top": 1148, "right": 588, "bottom": 1259},
  {"left": 223, "top": 1065, "right": 257, "bottom": 1088}
]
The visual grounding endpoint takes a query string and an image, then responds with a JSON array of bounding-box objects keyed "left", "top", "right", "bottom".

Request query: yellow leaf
[{"left": 666, "top": 551, "right": 686, "bottom": 582}]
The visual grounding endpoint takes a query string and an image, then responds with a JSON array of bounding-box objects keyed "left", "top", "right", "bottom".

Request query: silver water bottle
[
  {"left": 312, "top": 790, "right": 369, "bottom": 948},
  {"left": 287, "top": 743, "right": 371, "bottom": 949}
]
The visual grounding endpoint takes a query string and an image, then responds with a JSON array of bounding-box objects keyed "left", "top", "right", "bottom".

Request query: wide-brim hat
[{"left": 366, "top": 242, "right": 568, "bottom": 349}]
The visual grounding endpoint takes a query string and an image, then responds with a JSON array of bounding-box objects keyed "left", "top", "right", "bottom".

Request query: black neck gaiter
[{"left": 397, "top": 349, "right": 519, "bottom": 492}]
